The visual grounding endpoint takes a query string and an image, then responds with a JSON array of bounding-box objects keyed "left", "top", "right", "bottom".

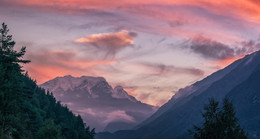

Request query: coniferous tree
[
  {"left": 37, "top": 119, "right": 62, "bottom": 139},
  {"left": 189, "top": 98, "right": 248, "bottom": 139},
  {"left": 0, "top": 22, "right": 30, "bottom": 138},
  {"left": 0, "top": 23, "right": 95, "bottom": 139}
]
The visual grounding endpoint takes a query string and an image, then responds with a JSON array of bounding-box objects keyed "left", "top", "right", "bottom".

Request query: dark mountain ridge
[{"left": 97, "top": 50, "right": 260, "bottom": 139}]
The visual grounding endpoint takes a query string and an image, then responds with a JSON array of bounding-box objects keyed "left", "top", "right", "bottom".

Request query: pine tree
[
  {"left": 0, "top": 22, "right": 30, "bottom": 138},
  {"left": 189, "top": 98, "right": 248, "bottom": 139},
  {"left": 0, "top": 22, "right": 95, "bottom": 139}
]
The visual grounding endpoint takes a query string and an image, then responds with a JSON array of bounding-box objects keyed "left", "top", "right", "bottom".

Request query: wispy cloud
[
  {"left": 138, "top": 62, "right": 204, "bottom": 77},
  {"left": 3, "top": 0, "right": 260, "bottom": 21},
  {"left": 240, "top": 39, "right": 260, "bottom": 53}
]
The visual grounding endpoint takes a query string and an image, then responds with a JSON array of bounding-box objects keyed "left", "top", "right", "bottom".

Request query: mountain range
[
  {"left": 96, "top": 50, "right": 260, "bottom": 138},
  {"left": 40, "top": 75, "right": 157, "bottom": 132}
]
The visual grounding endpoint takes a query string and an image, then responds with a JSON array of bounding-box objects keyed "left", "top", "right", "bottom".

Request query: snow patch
[
  {"left": 41, "top": 75, "right": 106, "bottom": 98},
  {"left": 112, "top": 86, "right": 138, "bottom": 102},
  {"left": 244, "top": 52, "right": 257, "bottom": 65},
  {"left": 173, "top": 85, "right": 197, "bottom": 99}
]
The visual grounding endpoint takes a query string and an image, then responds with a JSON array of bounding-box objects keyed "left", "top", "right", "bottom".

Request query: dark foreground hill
[{"left": 97, "top": 50, "right": 260, "bottom": 139}]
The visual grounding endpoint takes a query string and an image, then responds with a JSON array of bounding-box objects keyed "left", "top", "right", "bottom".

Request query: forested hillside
[{"left": 0, "top": 23, "right": 95, "bottom": 139}]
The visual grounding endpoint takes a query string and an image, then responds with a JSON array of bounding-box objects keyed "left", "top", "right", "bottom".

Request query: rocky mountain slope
[{"left": 40, "top": 75, "right": 157, "bottom": 132}]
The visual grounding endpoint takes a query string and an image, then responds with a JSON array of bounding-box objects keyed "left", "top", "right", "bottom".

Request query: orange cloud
[
  {"left": 75, "top": 30, "right": 137, "bottom": 56},
  {"left": 4, "top": 0, "right": 260, "bottom": 23},
  {"left": 213, "top": 54, "right": 246, "bottom": 70},
  {"left": 24, "top": 49, "right": 115, "bottom": 84}
]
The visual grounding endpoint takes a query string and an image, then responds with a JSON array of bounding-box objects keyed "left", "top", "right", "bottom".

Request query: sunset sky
[{"left": 1, "top": 0, "right": 260, "bottom": 106}]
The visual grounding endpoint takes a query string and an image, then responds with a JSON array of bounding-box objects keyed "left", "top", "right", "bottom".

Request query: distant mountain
[
  {"left": 40, "top": 75, "right": 157, "bottom": 132},
  {"left": 137, "top": 54, "right": 241, "bottom": 128},
  {"left": 101, "top": 50, "right": 260, "bottom": 139}
]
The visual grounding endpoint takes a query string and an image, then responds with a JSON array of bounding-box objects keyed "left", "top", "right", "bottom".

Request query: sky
[{"left": 1, "top": 0, "right": 260, "bottom": 106}]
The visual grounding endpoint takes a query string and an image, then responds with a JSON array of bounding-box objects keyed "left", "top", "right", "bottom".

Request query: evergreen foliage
[
  {"left": 189, "top": 98, "right": 248, "bottom": 139},
  {"left": 0, "top": 23, "right": 95, "bottom": 139},
  {"left": 37, "top": 119, "right": 62, "bottom": 139}
]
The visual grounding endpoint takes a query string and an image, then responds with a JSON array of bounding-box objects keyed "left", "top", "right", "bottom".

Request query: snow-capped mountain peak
[
  {"left": 41, "top": 75, "right": 138, "bottom": 102},
  {"left": 40, "top": 75, "right": 157, "bottom": 132},
  {"left": 41, "top": 75, "right": 106, "bottom": 92},
  {"left": 112, "top": 86, "right": 138, "bottom": 103}
]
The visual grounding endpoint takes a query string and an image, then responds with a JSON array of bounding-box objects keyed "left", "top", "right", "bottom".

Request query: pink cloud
[
  {"left": 3, "top": 0, "right": 260, "bottom": 23},
  {"left": 2, "top": 0, "right": 258, "bottom": 44}
]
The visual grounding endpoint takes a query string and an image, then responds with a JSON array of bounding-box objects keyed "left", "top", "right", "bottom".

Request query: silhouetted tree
[
  {"left": 0, "top": 23, "right": 95, "bottom": 139},
  {"left": 189, "top": 98, "right": 248, "bottom": 139},
  {"left": 0, "top": 22, "right": 30, "bottom": 138}
]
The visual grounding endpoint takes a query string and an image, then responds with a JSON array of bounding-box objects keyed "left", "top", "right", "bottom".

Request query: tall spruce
[
  {"left": 189, "top": 98, "right": 248, "bottom": 139},
  {"left": 0, "top": 22, "right": 30, "bottom": 138},
  {"left": 0, "top": 23, "right": 95, "bottom": 139}
]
